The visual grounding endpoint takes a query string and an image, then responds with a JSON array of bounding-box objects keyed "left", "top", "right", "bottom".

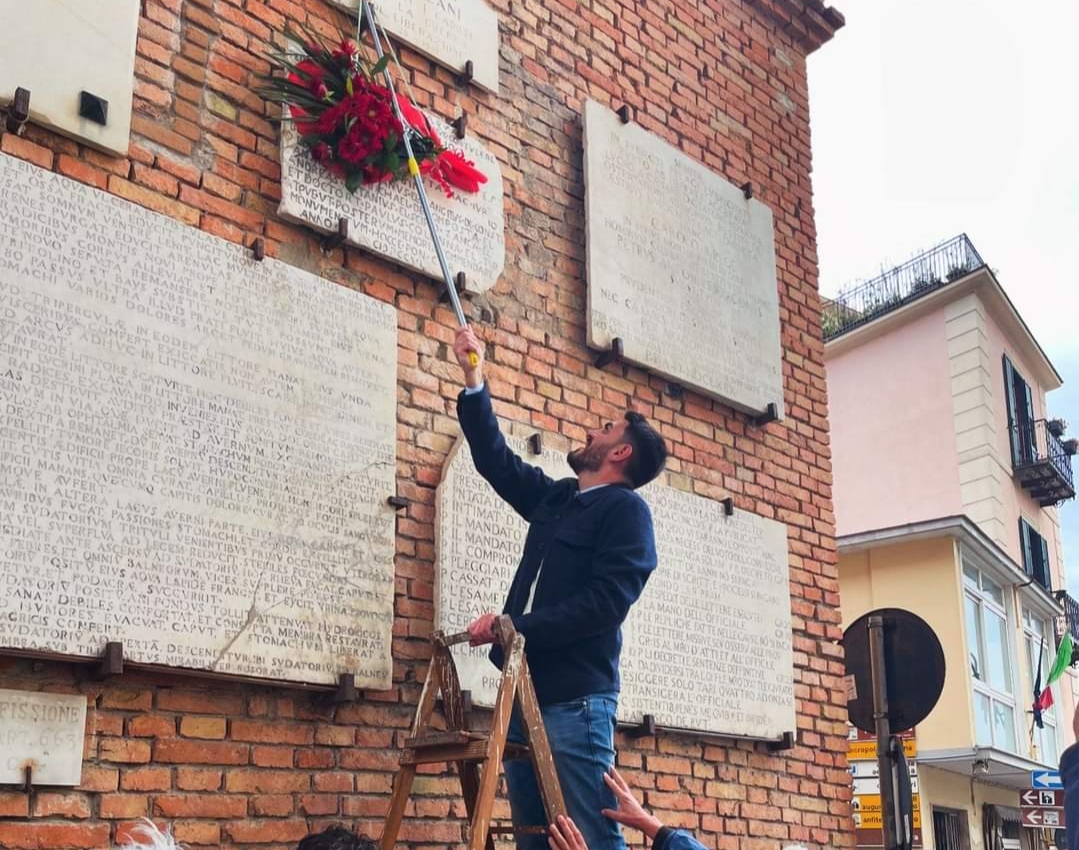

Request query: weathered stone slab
[
  {"left": 0, "top": 153, "right": 397, "bottom": 688},
  {"left": 582, "top": 99, "right": 785, "bottom": 418},
  {"left": 279, "top": 116, "right": 505, "bottom": 295},
  {"left": 330, "top": 0, "right": 500, "bottom": 93},
  {"left": 436, "top": 425, "right": 796, "bottom": 740},
  {"left": 0, "top": 0, "right": 139, "bottom": 156},
  {"left": 0, "top": 689, "right": 86, "bottom": 785}
]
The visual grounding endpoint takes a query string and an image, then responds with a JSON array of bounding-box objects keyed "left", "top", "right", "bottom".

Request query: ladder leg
[
  {"left": 459, "top": 762, "right": 496, "bottom": 850},
  {"left": 516, "top": 657, "right": 567, "bottom": 823},
  {"left": 470, "top": 634, "right": 525, "bottom": 850},
  {"left": 380, "top": 765, "right": 416, "bottom": 850}
]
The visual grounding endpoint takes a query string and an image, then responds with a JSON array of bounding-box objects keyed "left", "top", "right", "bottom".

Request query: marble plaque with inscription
[
  {"left": 328, "top": 0, "right": 500, "bottom": 93},
  {"left": 0, "top": 153, "right": 397, "bottom": 688},
  {"left": 279, "top": 116, "right": 505, "bottom": 295},
  {"left": 0, "top": 0, "right": 139, "bottom": 156},
  {"left": 0, "top": 689, "right": 86, "bottom": 785},
  {"left": 582, "top": 99, "right": 785, "bottom": 418},
  {"left": 436, "top": 425, "right": 796, "bottom": 740}
]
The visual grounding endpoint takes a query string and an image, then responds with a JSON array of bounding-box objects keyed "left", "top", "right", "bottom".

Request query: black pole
[{"left": 869, "top": 615, "right": 900, "bottom": 849}]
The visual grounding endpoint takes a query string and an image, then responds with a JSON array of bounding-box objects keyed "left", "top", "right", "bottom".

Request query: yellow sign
[
  {"left": 848, "top": 739, "right": 917, "bottom": 761},
  {"left": 853, "top": 794, "right": 922, "bottom": 830}
]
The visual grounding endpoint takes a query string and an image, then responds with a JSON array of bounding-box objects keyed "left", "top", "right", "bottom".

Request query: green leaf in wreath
[
  {"left": 345, "top": 171, "right": 364, "bottom": 193},
  {"left": 371, "top": 55, "right": 390, "bottom": 77}
]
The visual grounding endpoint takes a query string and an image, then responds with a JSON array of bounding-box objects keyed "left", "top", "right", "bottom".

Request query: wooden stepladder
[{"left": 380, "top": 616, "right": 567, "bottom": 850}]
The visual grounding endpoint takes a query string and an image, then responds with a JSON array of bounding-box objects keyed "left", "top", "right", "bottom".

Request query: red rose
[
  {"left": 311, "top": 142, "right": 332, "bottom": 163},
  {"left": 338, "top": 126, "right": 372, "bottom": 164}
]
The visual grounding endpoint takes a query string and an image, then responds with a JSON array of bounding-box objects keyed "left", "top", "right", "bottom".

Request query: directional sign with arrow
[
  {"left": 1021, "top": 789, "right": 1063, "bottom": 808},
  {"left": 1031, "top": 770, "right": 1062, "bottom": 789},
  {"left": 1022, "top": 807, "right": 1064, "bottom": 829}
]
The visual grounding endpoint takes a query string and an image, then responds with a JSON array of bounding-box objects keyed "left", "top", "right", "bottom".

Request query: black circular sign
[{"left": 843, "top": 608, "right": 946, "bottom": 734}]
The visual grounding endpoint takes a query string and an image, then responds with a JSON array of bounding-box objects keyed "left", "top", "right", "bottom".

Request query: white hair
[{"left": 114, "top": 820, "right": 184, "bottom": 850}]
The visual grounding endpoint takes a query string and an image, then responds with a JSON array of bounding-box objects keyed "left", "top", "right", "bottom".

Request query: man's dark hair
[
  {"left": 622, "top": 411, "right": 668, "bottom": 489},
  {"left": 297, "top": 828, "right": 376, "bottom": 850}
]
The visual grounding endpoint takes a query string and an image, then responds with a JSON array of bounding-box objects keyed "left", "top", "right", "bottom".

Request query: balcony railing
[
  {"left": 1011, "top": 419, "right": 1076, "bottom": 507},
  {"left": 1053, "top": 591, "right": 1079, "bottom": 660},
  {"left": 822, "top": 234, "right": 985, "bottom": 341}
]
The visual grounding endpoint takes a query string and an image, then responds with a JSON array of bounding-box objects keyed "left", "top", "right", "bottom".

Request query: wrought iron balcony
[
  {"left": 822, "top": 234, "right": 985, "bottom": 341},
  {"left": 1011, "top": 419, "right": 1076, "bottom": 507}
]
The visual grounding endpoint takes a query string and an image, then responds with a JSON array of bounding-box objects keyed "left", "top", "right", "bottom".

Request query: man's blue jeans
[{"left": 504, "top": 693, "right": 625, "bottom": 850}]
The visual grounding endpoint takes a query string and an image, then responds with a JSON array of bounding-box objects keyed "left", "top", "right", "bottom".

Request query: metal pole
[
  {"left": 869, "top": 615, "right": 900, "bottom": 850},
  {"left": 360, "top": 1, "right": 475, "bottom": 358}
]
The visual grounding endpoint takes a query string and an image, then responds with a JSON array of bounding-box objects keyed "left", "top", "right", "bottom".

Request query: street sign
[
  {"left": 1031, "top": 770, "right": 1062, "bottom": 790},
  {"left": 1021, "top": 789, "right": 1063, "bottom": 808},
  {"left": 850, "top": 759, "right": 919, "bottom": 779},
  {"left": 1022, "top": 807, "right": 1064, "bottom": 828},
  {"left": 849, "top": 738, "right": 917, "bottom": 761},
  {"left": 854, "top": 775, "right": 919, "bottom": 796},
  {"left": 853, "top": 794, "right": 922, "bottom": 831}
]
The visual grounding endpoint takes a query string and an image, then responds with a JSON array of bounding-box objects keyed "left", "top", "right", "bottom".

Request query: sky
[{"left": 807, "top": 0, "right": 1079, "bottom": 593}]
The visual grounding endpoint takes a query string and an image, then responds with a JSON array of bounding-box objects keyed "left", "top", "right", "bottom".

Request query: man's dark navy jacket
[
  {"left": 457, "top": 385, "right": 658, "bottom": 706},
  {"left": 1063, "top": 743, "right": 1079, "bottom": 849}
]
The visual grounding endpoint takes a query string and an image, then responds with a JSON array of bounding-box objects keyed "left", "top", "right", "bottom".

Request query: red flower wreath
[{"left": 260, "top": 30, "right": 487, "bottom": 198}]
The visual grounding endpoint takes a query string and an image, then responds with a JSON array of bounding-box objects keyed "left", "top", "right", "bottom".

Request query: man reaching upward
[{"left": 452, "top": 327, "right": 668, "bottom": 850}]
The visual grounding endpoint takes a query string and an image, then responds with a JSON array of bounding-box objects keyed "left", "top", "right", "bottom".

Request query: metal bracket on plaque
[
  {"left": 626, "top": 714, "right": 657, "bottom": 739},
  {"left": 741, "top": 181, "right": 753, "bottom": 200},
  {"left": 5, "top": 87, "right": 31, "bottom": 134},
  {"left": 616, "top": 104, "right": 633, "bottom": 124},
  {"left": 594, "top": 337, "right": 624, "bottom": 370},
  {"left": 320, "top": 217, "right": 349, "bottom": 252},
  {"left": 752, "top": 403, "right": 779, "bottom": 428},
  {"left": 98, "top": 641, "right": 124, "bottom": 679},
  {"left": 439, "top": 271, "right": 468, "bottom": 304},
  {"left": 78, "top": 91, "right": 109, "bottom": 126},
  {"left": 767, "top": 731, "right": 796, "bottom": 752},
  {"left": 666, "top": 382, "right": 685, "bottom": 400},
  {"left": 334, "top": 673, "right": 359, "bottom": 703},
  {"left": 23, "top": 764, "right": 33, "bottom": 797},
  {"left": 387, "top": 495, "right": 411, "bottom": 511},
  {"left": 250, "top": 237, "right": 266, "bottom": 261},
  {"left": 452, "top": 113, "right": 468, "bottom": 140},
  {"left": 721, "top": 497, "right": 734, "bottom": 517},
  {"left": 456, "top": 60, "right": 474, "bottom": 87},
  {"left": 527, "top": 433, "right": 543, "bottom": 456}
]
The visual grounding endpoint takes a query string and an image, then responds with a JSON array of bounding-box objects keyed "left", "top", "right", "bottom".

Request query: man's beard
[{"left": 567, "top": 442, "right": 607, "bottom": 474}]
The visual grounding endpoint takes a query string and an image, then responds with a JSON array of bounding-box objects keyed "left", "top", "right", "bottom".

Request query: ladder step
[
  {"left": 403, "top": 730, "right": 485, "bottom": 748},
  {"left": 400, "top": 740, "right": 531, "bottom": 766},
  {"left": 488, "top": 825, "right": 548, "bottom": 836}
]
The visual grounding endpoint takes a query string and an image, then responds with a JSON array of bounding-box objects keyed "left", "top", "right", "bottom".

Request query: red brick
[
  {"left": 230, "top": 720, "right": 314, "bottom": 745},
  {"left": 107, "top": 176, "right": 199, "bottom": 226},
  {"left": 31, "top": 793, "right": 91, "bottom": 819},
  {"left": 99, "top": 738, "right": 152, "bottom": 764},
  {"left": 153, "top": 794, "right": 248, "bottom": 818},
  {"left": 128, "top": 715, "right": 176, "bottom": 737},
  {"left": 250, "top": 794, "right": 294, "bottom": 817},
  {"left": 155, "top": 739, "right": 248, "bottom": 765},
  {"left": 224, "top": 820, "right": 310, "bottom": 844},
  {"left": 0, "top": 134, "right": 54, "bottom": 168},
  {"left": 178, "top": 185, "right": 262, "bottom": 231},
  {"left": 0, "top": 823, "right": 110, "bottom": 849},
  {"left": 179, "top": 716, "right": 227, "bottom": 739},
  {"left": 175, "top": 767, "right": 222, "bottom": 791},
  {"left": 56, "top": 154, "right": 109, "bottom": 189},
  {"left": 121, "top": 767, "right": 172, "bottom": 792},
  {"left": 173, "top": 822, "right": 220, "bottom": 845},
  {"left": 131, "top": 162, "right": 180, "bottom": 196},
  {"left": 0, "top": 792, "right": 29, "bottom": 817},
  {"left": 99, "top": 794, "right": 149, "bottom": 819},
  {"left": 76, "top": 767, "right": 119, "bottom": 793},
  {"left": 224, "top": 769, "right": 310, "bottom": 794}
]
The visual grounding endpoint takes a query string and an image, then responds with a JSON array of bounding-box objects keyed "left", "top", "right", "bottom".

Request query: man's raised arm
[{"left": 453, "top": 326, "right": 558, "bottom": 520}]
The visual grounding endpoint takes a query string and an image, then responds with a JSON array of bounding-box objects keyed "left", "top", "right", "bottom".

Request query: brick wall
[{"left": 0, "top": 0, "right": 849, "bottom": 848}]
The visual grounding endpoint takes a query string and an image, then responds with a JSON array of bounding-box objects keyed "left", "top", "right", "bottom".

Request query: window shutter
[
  {"left": 1039, "top": 534, "right": 1051, "bottom": 592},
  {"left": 1019, "top": 519, "right": 1033, "bottom": 577}
]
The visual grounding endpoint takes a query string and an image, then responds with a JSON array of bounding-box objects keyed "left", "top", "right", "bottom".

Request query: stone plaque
[
  {"left": 0, "top": 689, "right": 87, "bottom": 786},
  {"left": 582, "top": 99, "right": 785, "bottom": 418},
  {"left": 279, "top": 116, "right": 505, "bottom": 295},
  {"left": 436, "top": 425, "right": 796, "bottom": 740},
  {"left": 0, "top": 0, "right": 139, "bottom": 156},
  {"left": 0, "top": 153, "right": 397, "bottom": 688},
  {"left": 329, "top": 0, "right": 500, "bottom": 93}
]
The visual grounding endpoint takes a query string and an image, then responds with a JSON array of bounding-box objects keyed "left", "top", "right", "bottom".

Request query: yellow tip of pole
[
  {"left": 407, "top": 157, "right": 420, "bottom": 177},
  {"left": 468, "top": 352, "right": 479, "bottom": 368}
]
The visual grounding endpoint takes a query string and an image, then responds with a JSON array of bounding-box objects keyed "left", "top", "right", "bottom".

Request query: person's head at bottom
[
  {"left": 297, "top": 828, "right": 377, "bottom": 850},
  {"left": 546, "top": 768, "right": 809, "bottom": 850}
]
